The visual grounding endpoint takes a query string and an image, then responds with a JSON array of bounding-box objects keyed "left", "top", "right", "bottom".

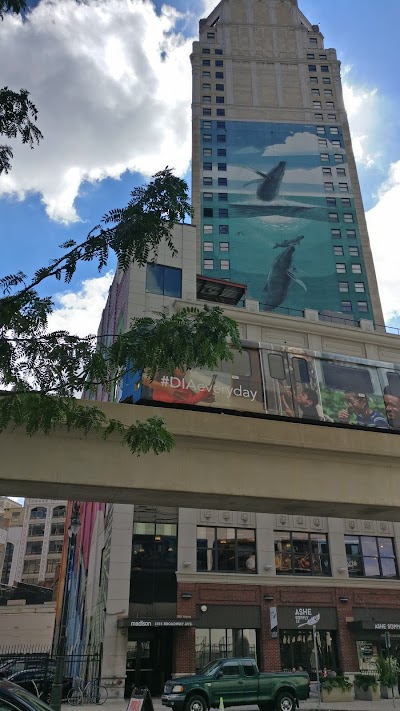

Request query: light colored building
[
  {"left": 0, "top": 601, "right": 55, "bottom": 650},
  {"left": 14, "top": 499, "right": 66, "bottom": 588}
]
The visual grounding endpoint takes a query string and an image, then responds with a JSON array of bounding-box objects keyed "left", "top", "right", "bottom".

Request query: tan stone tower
[{"left": 191, "top": 0, "right": 384, "bottom": 323}]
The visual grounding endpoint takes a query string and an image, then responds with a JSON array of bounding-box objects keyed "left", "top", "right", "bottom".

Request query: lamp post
[{"left": 50, "top": 502, "right": 81, "bottom": 711}]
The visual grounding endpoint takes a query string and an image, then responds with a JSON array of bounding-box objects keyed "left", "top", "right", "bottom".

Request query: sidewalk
[{"left": 80, "top": 698, "right": 400, "bottom": 711}]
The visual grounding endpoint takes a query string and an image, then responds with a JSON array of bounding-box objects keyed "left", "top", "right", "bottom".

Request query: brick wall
[{"left": 176, "top": 581, "right": 400, "bottom": 674}]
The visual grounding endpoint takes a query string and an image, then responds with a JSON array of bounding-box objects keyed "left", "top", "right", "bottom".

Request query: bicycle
[{"left": 67, "top": 676, "right": 108, "bottom": 705}]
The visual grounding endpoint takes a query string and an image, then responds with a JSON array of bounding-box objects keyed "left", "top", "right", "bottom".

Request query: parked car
[
  {"left": 161, "top": 658, "right": 310, "bottom": 711},
  {"left": 0, "top": 658, "right": 53, "bottom": 680},
  {"left": 0, "top": 679, "right": 54, "bottom": 711},
  {"left": 7, "top": 668, "right": 72, "bottom": 703}
]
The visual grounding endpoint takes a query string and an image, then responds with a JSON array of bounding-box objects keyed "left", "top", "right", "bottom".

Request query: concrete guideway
[
  {"left": 81, "top": 699, "right": 400, "bottom": 711},
  {"left": 2, "top": 401, "right": 400, "bottom": 520}
]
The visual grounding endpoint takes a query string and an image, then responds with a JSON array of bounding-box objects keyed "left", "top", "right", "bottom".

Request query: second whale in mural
[
  {"left": 243, "top": 161, "right": 286, "bottom": 201},
  {"left": 263, "top": 241, "right": 307, "bottom": 311}
]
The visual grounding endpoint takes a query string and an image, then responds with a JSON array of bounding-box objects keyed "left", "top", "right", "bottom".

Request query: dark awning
[{"left": 196, "top": 275, "right": 246, "bottom": 305}]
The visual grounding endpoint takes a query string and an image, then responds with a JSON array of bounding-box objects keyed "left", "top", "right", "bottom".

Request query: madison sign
[{"left": 118, "top": 619, "right": 193, "bottom": 629}]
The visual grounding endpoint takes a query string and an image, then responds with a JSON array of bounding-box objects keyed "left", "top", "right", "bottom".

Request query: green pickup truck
[{"left": 161, "top": 658, "right": 309, "bottom": 711}]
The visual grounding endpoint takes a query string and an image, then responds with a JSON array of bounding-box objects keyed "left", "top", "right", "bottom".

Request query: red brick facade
[{"left": 175, "top": 581, "right": 400, "bottom": 674}]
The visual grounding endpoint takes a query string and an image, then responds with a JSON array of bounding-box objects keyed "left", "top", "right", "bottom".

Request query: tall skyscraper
[{"left": 191, "top": 0, "right": 384, "bottom": 323}]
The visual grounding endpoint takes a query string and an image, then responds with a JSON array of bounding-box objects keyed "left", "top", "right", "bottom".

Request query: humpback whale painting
[
  {"left": 264, "top": 242, "right": 307, "bottom": 311},
  {"left": 243, "top": 161, "right": 286, "bottom": 201}
]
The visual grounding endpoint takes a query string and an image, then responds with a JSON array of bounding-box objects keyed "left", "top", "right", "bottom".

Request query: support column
[{"left": 101, "top": 504, "right": 133, "bottom": 699}]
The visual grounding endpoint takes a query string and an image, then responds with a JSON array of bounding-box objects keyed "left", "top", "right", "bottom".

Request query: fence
[{"left": 0, "top": 649, "right": 101, "bottom": 703}]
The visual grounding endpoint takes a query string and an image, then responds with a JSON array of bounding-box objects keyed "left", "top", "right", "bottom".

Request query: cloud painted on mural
[
  {"left": 0, "top": 0, "right": 193, "bottom": 223},
  {"left": 262, "top": 131, "right": 318, "bottom": 157}
]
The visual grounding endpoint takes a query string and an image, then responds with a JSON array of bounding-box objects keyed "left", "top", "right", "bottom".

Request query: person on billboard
[
  {"left": 383, "top": 387, "right": 400, "bottom": 429},
  {"left": 338, "top": 391, "right": 388, "bottom": 428},
  {"left": 283, "top": 387, "right": 322, "bottom": 420},
  {"left": 142, "top": 369, "right": 215, "bottom": 406}
]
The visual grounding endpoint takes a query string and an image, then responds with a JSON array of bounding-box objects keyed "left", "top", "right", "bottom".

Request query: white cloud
[
  {"left": 48, "top": 272, "right": 114, "bottom": 336},
  {"left": 0, "top": 0, "right": 194, "bottom": 223},
  {"left": 263, "top": 132, "right": 318, "bottom": 156},
  {"left": 342, "top": 67, "right": 382, "bottom": 168},
  {"left": 366, "top": 162, "right": 400, "bottom": 322}
]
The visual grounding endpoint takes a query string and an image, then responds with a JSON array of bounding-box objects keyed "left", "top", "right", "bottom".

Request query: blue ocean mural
[{"left": 200, "top": 120, "right": 372, "bottom": 318}]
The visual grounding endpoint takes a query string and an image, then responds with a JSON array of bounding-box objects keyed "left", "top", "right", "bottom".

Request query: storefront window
[
  {"left": 197, "top": 527, "right": 256, "bottom": 573},
  {"left": 275, "top": 532, "right": 331, "bottom": 576},
  {"left": 345, "top": 536, "right": 398, "bottom": 578},
  {"left": 280, "top": 629, "right": 339, "bottom": 678},
  {"left": 195, "top": 629, "right": 257, "bottom": 670}
]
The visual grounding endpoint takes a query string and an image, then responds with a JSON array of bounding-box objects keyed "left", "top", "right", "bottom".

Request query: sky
[{"left": 0, "top": 0, "right": 400, "bottom": 343}]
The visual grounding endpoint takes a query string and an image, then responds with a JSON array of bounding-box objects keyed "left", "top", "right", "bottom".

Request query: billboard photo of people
[{"left": 139, "top": 348, "right": 265, "bottom": 415}]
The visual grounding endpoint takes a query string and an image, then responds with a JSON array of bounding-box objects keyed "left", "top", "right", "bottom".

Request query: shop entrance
[{"left": 125, "top": 630, "right": 173, "bottom": 697}]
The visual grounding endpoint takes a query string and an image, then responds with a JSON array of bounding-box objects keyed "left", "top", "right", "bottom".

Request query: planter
[
  {"left": 321, "top": 688, "right": 354, "bottom": 703},
  {"left": 354, "top": 685, "right": 380, "bottom": 702},
  {"left": 381, "top": 685, "right": 400, "bottom": 699}
]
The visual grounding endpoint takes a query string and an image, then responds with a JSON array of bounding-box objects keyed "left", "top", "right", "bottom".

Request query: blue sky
[{"left": 0, "top": 0, "right": 399, "bottom": 336}]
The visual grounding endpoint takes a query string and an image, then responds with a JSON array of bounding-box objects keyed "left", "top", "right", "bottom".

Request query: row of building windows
[
  {"left": 319, "top": 138, "right": 342, "bottom": 148},
  {"left": 203, "top": 259, "right": 230, "bottom": 270},
  {"left": 203, "top": 241, "right": 229, "bottom": 252},
  {"left": 315, "top": 113, "right": 337, "bottom": 121},
  {"left": 327, "top": 197, "right": 351, "bottom": 206},
  {"left": 312, "top": 89, "right": 333, "bottom": 97},
  {"left": 202, "top": 83, "right": 224, "bottom": 91},
  {"left": 307, "top": 52, "right": 328, "bottom": 60},
  {"left": 321, "top": 153, "right": 344, "bottom": 162},
  {"left": 338, "top": 282, "right": 365, "bottom": 293},
  {"left": 203, "top": 109, "right": 225, "bottom": 117},
  {"left": 336, "top": 262, "right": 362, "bottom": 274},
  {"left": 322, "top": 166, "right": 346, "bottom": 176},
  {"left": 202, "top": 71, "right": 224, "bottom": 79},
  {"left": 23, "top": 559, "right": 60, "bottom": 575},
  {"left": 329, "top": 212, "right": 354, "bottom": 221},
  {"left": 203, "top": 134, "right": 226, "bottom": 143},
  {"left": 196, "top": 529, "right": 397, "bottom": 577},
  {"left": 203, "top": 149, "right": 226, "bottom": 157},
  {"left": 202, "top": 121, "right": 226, "bottom": 130},
  {"left": 331, "top": 228, "right": 356, "bottom": 239},
  {"left": 203, "top": 192, "right": 227, "bottom": 200},
  {"left": 313, "top": 100, "right": 335, "bottom": 109},
  {"left": 202, "top": 43, "right": 223, "bottom": 51},
  {"left": 30, "top": 505, "right": 66, "bottom": 519},
  {"left": 333, "top": 245, "right": 359, "bottom": 256},
  {"left": 317, "top": 125, "right": 338, "bottom": 135},
  {"left": 326, "top": 183, "right": 349, "bottom": 192},
  {"left": 203, "top": 162, "right": 227, "bottom": 170},
  {"left": 25, "top": 540, "right": 64, "bottom": 556},
  {"left": 204, "top": 208, "right": 228, "bottom": 217},
  {"left": 342, "top": 300, "right": 369, "bottom": 313},
  {"left": 202, "top": 59, "right": 224, "bottom": 67},
  {"left": 27, "top": 522, "right": 65, "bottom": 537},
  {"left": 204, "top": 224, "right": 229, "bottom": 234},
  {"left": 309, "top": 64, "right": 329, "bottom": 72},
  {"left": 203, "top": 177, "right": 228, "bottom": 186},
  {"left": 203, "top": 95, "right": 225, "bottom": 104},
  {"left": 311, "top": 76, "right": 331, "bottom": 85}
]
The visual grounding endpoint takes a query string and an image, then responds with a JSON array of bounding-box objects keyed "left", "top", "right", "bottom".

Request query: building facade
[
  {"left": 191, "top": 0, "right": 383, "bottom": 323},
  {"left": 0, "top": 498, "right": 23, "bottom": 586},
  {"left": 60, "top": 0, "right": 400, "bottom": 698},
  {"left": 14, "top": 499, "right": 66, "bottom": 588}
]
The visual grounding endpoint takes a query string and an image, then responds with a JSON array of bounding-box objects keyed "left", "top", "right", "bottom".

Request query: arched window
[
  {"left": 52, "top": 505, "right": 66, "bottom": 519},
  {"left": 30, "top": 506, "right": 47, "bottom": 520}
]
